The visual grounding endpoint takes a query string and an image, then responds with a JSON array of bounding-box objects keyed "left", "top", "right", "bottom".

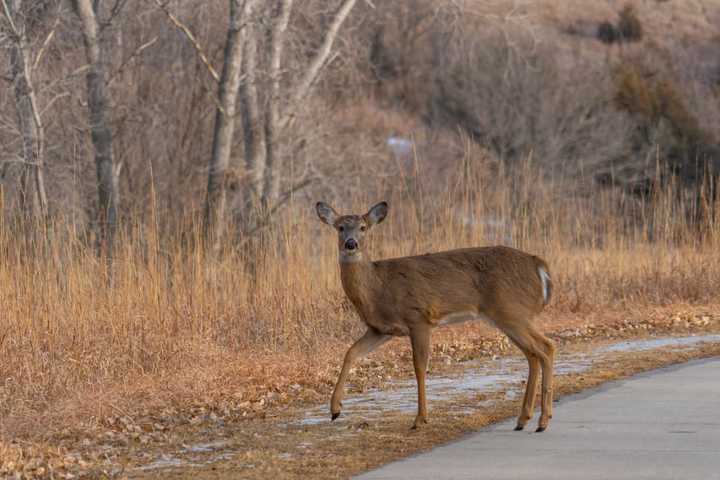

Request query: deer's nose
[{"left": 344, "top": 238, "right": 358, "bottom": 250}]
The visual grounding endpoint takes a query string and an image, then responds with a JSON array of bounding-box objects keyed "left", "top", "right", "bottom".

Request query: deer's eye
[
  {"left": 360, "top": 225, "right": 367, "bottom": 232},
  {"left": 338, "top": 226, "right": 344, "bottom": 232}
]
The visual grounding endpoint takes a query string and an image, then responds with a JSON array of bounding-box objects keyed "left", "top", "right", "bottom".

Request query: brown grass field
[{"left": 1, "top": 151, "right": 719, "bottom": 464}]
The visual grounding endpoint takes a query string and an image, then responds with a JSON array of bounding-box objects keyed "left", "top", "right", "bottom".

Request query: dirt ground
[
  {"left": 123, "top": 337, "right": 720, "bottom": 480},
  {"left": 3, "top": 307, "right": 718, "bottom": 479}
]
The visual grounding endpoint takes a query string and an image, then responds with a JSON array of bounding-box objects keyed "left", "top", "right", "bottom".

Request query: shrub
[
  {"left": 618, "top": 4, "right": 644, "bottom": 42},
  {"left": 614, "top": 64, "right": 703, "bottom": 143},
  {"left": 614, "top": 65, "right": 656, "bottom": 118},
  {"left": 613, "top": 62, "right": 717, "bottom": 187},
  {"left": 597, "top": 5, "right": 643, "bottom": 45},
  {"left": 430, "top": 22, "right": 632, "bottom": 181},
  {"left": 597, "top": 21, "right": 619, "bottom": 44}
]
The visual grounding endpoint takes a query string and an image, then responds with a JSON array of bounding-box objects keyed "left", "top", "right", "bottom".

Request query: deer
[{"left": 316, "top": 201, "right": 556, "bottom": 432}]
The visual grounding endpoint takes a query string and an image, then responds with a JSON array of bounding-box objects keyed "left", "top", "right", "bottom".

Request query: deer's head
[{"left": 316, "top": 201, "right": 388, "bottom": 262}]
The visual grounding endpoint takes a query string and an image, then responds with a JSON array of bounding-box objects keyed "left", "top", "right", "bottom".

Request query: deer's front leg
[
  {"left": 331, "top": 328, "right": 390, "bottom": 420},
  {"left": 410, "top": 327, "right": 431, "bottom": 429}
]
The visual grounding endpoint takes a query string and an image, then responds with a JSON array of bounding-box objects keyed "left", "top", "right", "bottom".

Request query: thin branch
[
  {"left": 0, "top": 0, "right": 19, "bottom": 38},
  {"left": 69, "top": 64, "right": 91, "bottom": 78},
  {"left": 106, "top": 36, "right": 158, "bottom": 87},
  {"left": 39, "top": 92, "right": 70, "bottom": 117},
  {"left": 1, "top": 157, "right": 38, "bottom": 166},
  {"left": 279, "top": 0, "right": 358, "bottom": 131},
  {"left": 152, "top": 0, "right": 220, "bottom": 82},
  {"left": 33, "top": 17, "right": 60, "bottom": 71},
  {"left": 100, "top": 0, "right": 128, "bottom": 30},
  {"left": 278, "top": 51, "right": 339, "bottom": 132},
  {"left": 238, "top": 176, "right": 317, "bottom": 245}
]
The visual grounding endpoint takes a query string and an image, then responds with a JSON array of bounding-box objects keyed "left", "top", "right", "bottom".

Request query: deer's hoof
[
  {"left": 514, "top": 424, "right": 525, "bottom": 431},
  {"left": 411, "top": 415, "right": 428, "bottom": 430},
  {"left": 330, "top": 398, "right": 342, "bottom": 421},
  {"left": 536, "top": 426, "right": 546, "bottom": 433}
]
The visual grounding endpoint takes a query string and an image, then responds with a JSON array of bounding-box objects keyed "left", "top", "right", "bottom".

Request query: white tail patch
[{"left": 538, "top": 267, "right": 551, "bottom": 304}]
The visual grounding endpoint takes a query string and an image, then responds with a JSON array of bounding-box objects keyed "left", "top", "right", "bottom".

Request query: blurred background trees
[{"left": 0, "top": 0, "right": 718, "bottom": 252}]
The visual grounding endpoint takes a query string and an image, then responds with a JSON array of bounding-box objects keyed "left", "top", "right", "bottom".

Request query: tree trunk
[
  {"left": 204, "top": 0, "right": 256, "bottom": 250},
  {"left": 261, "top": 0, "right": 293, "bottom": 208},
  {"left": 238, "top": 9, "right": 265, "bottom": 220},
  {"left": 73, "top": 0, "right": 119, "bottom": 255},
  {"left": 3, "top": 0, "right": 48, "bottom": 220}
]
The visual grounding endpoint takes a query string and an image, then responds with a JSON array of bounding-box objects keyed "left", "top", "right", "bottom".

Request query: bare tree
[
  {"left": 72, "top": 0, "right": 120, "bottom": 254},
  {"left": 1, "top": 0, "right": 49, "bottom": 220},
  {"left": 204, "top": 0, "right": 257, "bottom": 250},
  {"left": 195, "top": 0, "right": 361, "bottom": 245},
  {"left": 259, "top": 0, "right": 359, "bottom": 207}
]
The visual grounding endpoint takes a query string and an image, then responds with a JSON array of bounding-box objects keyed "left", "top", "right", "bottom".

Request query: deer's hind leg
[
  {"left": 498, "top": 319, "right": 554, "bottom": 432},
  {"left": 510, "top": 342, "right": 540, "bottom": 431},
  {"left": 530, "top": 329, "right": 556, "bottom": 432},
  {"left": 331, "top": 328, "right": 391, "bottom": 420},
  {"left": 410, "top": 326, "right": 431, "bottom": 429}
]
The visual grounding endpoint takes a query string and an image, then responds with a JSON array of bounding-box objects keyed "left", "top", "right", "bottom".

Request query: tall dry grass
[{"left": 1, "top": 145, "right": 719, "bottom": 439}]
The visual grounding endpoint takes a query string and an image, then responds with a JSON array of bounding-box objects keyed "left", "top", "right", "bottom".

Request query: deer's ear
[
  {"left": 316, "top": 201, "right": 339, "bottom": 226},
  {"left": 365, "top": 201, "right": 388, "bottom": 227}
]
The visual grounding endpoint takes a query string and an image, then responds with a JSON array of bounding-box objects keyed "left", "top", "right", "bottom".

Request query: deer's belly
[
  {"left": 434, "top": 311, "right": 496, "bottom": 328},
  {"left": 363, "top": 316, "right": 410, "bottom": 336}
]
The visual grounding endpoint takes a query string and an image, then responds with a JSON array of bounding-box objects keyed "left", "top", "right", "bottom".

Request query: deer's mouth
[
  {"left": 340, "top": 245, "right": 362, "bottom": 262},
  {"left": 342, "top": 248, "right": 360, "bottom": 257}
]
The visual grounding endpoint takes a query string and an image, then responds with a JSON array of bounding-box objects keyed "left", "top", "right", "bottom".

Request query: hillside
[{"left": 0, "top": 1, "right": 718, "bottom": 221}]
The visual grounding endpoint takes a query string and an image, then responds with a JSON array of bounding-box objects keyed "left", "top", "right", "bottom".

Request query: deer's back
[{"left": 371, "top": 246, "right": 548, "bottom": 328}]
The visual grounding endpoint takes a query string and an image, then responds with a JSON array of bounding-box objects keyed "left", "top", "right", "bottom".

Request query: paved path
[{"left": 358, "top": 358, "right": 720, "bottom": 480}]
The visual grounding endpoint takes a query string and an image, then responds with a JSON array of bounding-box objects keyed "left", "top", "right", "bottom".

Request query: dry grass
[
  {"left": 1, "top": 144, "right": 720, "bottom": 445},
  {"left": 136, "top": 341, "right": 720, "bottom": 480}
]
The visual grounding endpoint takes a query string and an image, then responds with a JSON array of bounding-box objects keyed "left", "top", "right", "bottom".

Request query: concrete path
[{"left": 358, "top": 358, "right": 720, "bottom": 480}]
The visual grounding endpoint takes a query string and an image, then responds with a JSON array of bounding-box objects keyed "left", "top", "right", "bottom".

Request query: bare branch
[
  {"left": 39, "top": 92, "right": 70, "bottom": 117},
  {"left": 239, "top": 175, "right": 317, "bottom": 245},
  {"left": 0, "top": 0, "right": 20, "bottom": 38},
  {"left": 279, "top": 0, "right": 358, "bottom": 130},
  {"left": 99, "top": 0, "right": 128, "bottom": 30},
  {"left": 152, "top": 0, "right": 220, "bottom": 83},
  {"left": 106, "top": 36, "right": 158, "bottom": 87},
  {"left": 33, "top": 17, "right": 59, "bottom": 71}
]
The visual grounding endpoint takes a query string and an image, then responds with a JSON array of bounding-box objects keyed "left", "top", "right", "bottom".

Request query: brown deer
[{"left": 316, "top": 201, "right": 555, "bottom": 431}]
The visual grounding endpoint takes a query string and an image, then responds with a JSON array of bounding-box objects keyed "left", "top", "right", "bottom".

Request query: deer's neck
[{"left": 339, "top": 258, "right": 378, "bottom": 319}]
